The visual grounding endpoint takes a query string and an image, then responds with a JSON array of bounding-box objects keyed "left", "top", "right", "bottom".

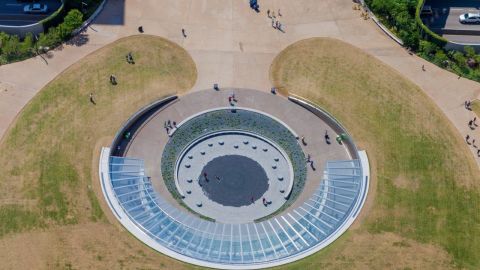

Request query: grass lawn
[
  {"left": 471, "top": 99, "right": 480, "bottom": 118},
  {"left": 0, "top": 35, "right": 197, "bottom": 269},
  {"left": 1, "top": 35, "right": 479, "bottom": 269},
  {"left": 270, "top": 38, "right": 480, "bottom": 269}
]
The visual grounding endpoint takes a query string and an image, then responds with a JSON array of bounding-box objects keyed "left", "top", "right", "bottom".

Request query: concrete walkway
[{"left": 1, "top": 0, "right": 480, "bottom": 163}]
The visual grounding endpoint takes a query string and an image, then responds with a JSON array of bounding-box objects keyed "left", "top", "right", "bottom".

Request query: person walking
[
  {"left": 474, "top": 117, "right": 478, "bottom": 127},
  {"left": 466, "top": 134, "right": 471, "bottom": 144},
  {"left": 89, "top": 93, "right": 96, "bottom": 105},
  {"left": 182, "top": 28, "right": 187, "bottom": 38},
  {"left": 267, "top": 9, "right": 270, "bottom": 18}
]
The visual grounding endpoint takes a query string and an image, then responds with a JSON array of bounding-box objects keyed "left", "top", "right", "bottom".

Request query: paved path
[{"left": 1, "top": 0, "right": 480, "bottom": 163}]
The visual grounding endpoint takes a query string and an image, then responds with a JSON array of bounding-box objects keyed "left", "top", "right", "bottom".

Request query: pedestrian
[
  {"left": 182, "top": 28, "right": 187, "bottom": 38},
  {"left": 474, "top": 117, "right": 478, "bottom": 127},
  {"left": 164, "top": 121, "right": 167, "bottom": 129},
  {"left": 325, "top": 130, "right": 330, "bottom": 144},
  {"left": 110, "top": 74, "right": 117, "bottom": 85},
  {"left": 138, "top": 26, "right": 144, "bottom": 33},
  {"left": 216, "top": 176, "right": 220, "bottom": 182},
  {"left": 272, "top": 18, "right": 276, "bottom": 29},
  {"left": 271, "top": 87, "right": 277, "bottom": 94},
  {"left": 278, "top": 9, "right": 282, "bottom": 16},
  {"left": 173, "top": 121, "right": 177, "bottom": 128},
  {"left": 301, "top": 136, "right": 307, "bottom": 146},
  {"left": 422, "top": 65, "right": 425, "bottom": 71},
  {"left": 167, "top": 120, "right": 172, "bottom": 128},
  {"left": 228, "top": 96, "right": 232, "bottom": 103},
  {"left": 469, "top": 120, "right": 474, "bottom": 129},
  {"left": 465, "top": 100, "right": 468, "bottom": 109},
  {"left": 277, "top": 22, "right": 283, "bottom": 32},
  {"left": 474, "top": 139, "right": 477, "bottom": 148},
  {"left": 275, "top": 21, "right": 280, "bottom": 29},
  {"left": 214, "top": 83, "right": 219, "bottom": 91},
  {"left": 466, "top": 134, "right": 471, "bottom": 144},
  {"left": 89, "top": 93, "right": 96, "bottom": 105},
  {"left": 267, "top": 9, "right": 270, "bottom": 18},
  {"left": 251, "top": 196, "right": 254, "bottom": 203},
  {"left": 466, "top": 100, "right": 472, "bottom": 110},
  {"left": 306, "top": 154, "right": 311, "bottom": 163},
  {"left": 232, "top": 93, "right": 237, "bottom": 102},
  {"left": 477, "top": 149, "right": 480, "bottom": 157}
]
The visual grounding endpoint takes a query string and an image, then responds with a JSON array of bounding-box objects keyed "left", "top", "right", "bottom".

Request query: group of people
[
  {"left": 464, "top": 100, "right": 480, "bottom": 157},
  {"left": 199, "top": 172, "right": 221, "bottom": 187},
  {"left": 267, "top": 9, "right": 284, "bottom": 32},
  {"left": 262, "top": 197, "right": 271, "bottom": 207},
  {"left": 465, "top": 100, "right": 473, "bottom": 111},
  {"left": 89, "top": 52, "right": 133, "bottom": 104},
  {"left": 164, "top": 120, "right": 177, "bottom": 135},
  {"left": 126, "top": 52, "right": 135, "bottom": 64}
]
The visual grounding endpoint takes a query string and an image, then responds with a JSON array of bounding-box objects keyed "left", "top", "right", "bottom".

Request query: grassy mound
[
  {"left": 271, "top": 38, "right": 480, "bottom": 269},
  {"left": 0, "top": 35, "right": 196, "bottom": 236}
]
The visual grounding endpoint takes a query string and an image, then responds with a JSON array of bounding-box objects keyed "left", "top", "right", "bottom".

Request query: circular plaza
[{"left": 99, "top": 88, "right": 370, "bottom": 269}]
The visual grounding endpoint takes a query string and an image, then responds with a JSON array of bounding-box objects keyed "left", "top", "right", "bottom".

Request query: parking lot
[
  {"left": 423, "top": 0, "right": 480, "bottom": 43},
  {"left": 0, "top": 0, "right": 62, "bottom": 26}
]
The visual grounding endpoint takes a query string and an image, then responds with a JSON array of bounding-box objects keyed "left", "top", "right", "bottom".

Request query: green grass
[
  {"left": 0, "top": 35, "right": 196, "bottom": 235},
  {"left": 271, "top": 38, "right": 480, "bottom": 269}
]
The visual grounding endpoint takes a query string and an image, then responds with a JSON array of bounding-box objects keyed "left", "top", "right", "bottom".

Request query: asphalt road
[
  {"left": 423, "top": 0, "right": 480, "bottom": 43},
  {"left": 0, "top": 0, "right": 61, "bottom": 26}
]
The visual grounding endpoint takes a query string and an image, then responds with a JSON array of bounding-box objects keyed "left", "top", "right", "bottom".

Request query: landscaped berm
[{"left": 0, "top": 34, "right": 478, "bottom": 270}]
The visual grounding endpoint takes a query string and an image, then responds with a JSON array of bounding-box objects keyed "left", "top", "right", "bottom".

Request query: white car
[
  {"left": 24, "top": 3, "right": 48, "bottom": 14},
  {"left": 459, "top": 13, "right": 480, "bottom": 24}
]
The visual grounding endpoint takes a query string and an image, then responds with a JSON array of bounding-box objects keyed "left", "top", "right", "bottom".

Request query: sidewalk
[{"left": 1, "top": 0, "right": 480, "bottom": 164}]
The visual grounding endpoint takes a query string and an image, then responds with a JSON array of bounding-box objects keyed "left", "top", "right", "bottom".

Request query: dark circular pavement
[{"left": 198, "top": 155, "right": 269, "bottom": 207}]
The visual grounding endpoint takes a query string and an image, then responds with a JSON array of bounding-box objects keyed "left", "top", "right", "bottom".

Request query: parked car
[
  {"left": 24, "top": 3, "right": 48, "bottom": 14},
  {"left": 459, "top": 13, "right": 480, "bottom": 24}
]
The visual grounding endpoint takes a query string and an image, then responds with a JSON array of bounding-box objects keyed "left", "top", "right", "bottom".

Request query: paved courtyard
[
  {"left": 125, "top": 88, "right": 351, "bottom": 222},
  {"left": 1, "top": 0, "right": 480, "bottom": 167}
]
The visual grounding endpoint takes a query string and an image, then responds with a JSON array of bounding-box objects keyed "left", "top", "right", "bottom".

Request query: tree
[
  {"left": 57, "top": 9, "right": 83, "bottom": 39},
  {"left": 20, "top": 33, "right": 34, "bottom": 56},
  {"left": 3, "top": 35, "right": 20, "bottom": 60}
]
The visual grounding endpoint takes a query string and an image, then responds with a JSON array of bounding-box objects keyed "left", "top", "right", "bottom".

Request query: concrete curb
[
  {"left": 358, "top": 0, "right": 404, "bottom": 46},
  {"left": 73, "top": 0, "right": 108, "bottom": 35}
]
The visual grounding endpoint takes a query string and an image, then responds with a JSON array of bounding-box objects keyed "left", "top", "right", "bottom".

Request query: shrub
[{"left": 61, "top": 9, "right": 83, "bottom": 37}]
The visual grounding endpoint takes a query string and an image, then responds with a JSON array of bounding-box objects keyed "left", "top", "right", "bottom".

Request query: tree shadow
[{"left": 66, "top": 32, "right": 90, "bottom": 47}]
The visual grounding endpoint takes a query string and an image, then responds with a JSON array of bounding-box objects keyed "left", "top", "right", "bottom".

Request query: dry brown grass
[
  {"left": 0, "top": 35, "right": 198, "bottom": 269},
  {"left": 271, "top": 38, "right": 480, "bottom": 269}
]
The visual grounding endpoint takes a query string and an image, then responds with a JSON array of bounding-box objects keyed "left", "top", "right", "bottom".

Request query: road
[{"left": 0, "top": 0, "right": 62, "bottom": 26}]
